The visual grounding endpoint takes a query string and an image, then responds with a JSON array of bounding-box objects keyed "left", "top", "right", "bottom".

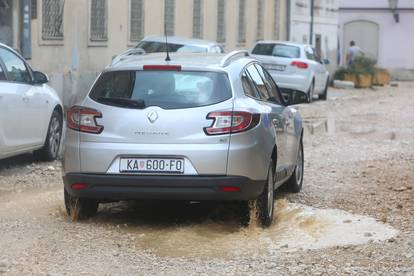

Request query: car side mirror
[
  {"left": 33, "top": 71, "right": 49, "bottom": 84},
  {"left": 281, "top": 90, "right": 308, "bottom": 106}
]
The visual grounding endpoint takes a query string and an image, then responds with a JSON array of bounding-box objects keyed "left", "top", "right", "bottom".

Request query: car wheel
[
  {"left": 307, "top": 81, "right": 315, "bottom": 103},
  {"left": 34, "top": 109, "right": 63, "bottom": 161},
  {"left": 284, "top": 138, "right": 304, "bottom": 193},
  {"left": 240, "top": 161, "right": 275, "bottom": 228},
  {"left": 64, "top": 188, "right": 98, "bottom": 221},
  {"left": 319, "top": 78, "right": 329, "bottom": 100},
  {"left": 257, "top": 161, "right": 275, "bottom": 227}
]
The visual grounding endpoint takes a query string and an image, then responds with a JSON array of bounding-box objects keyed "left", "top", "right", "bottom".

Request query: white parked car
[
  {"left": 136, "top": 35, "right": 224, "bottom": 54},
  {"left": 0, "top": 43, "right": 63, "bottom": 161},
  {"left": 251, "top": 41, "right": 330, "bottom": 102},
  {"left": 112, "top": 36, "right": 225, "bottom": 66}
]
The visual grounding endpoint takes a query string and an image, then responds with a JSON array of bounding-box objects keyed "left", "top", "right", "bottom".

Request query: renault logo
[{"left": 147, "top": 111, "right": 158, "bottom": 123}]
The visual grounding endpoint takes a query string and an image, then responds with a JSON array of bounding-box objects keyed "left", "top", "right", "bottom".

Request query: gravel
[{"left": 0, "top": 83, "right": 413, "bottom": 275}]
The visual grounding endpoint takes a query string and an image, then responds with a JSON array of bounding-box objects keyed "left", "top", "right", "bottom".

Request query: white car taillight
[
  {"left": 204, "top": 111, "right": 260, "bottom": 135},
  {"left": 67, "top": 106, "right": 103, "bottom": 134},
  {"left": 290, "top": 61, "right": 309, "bottom": 69}
]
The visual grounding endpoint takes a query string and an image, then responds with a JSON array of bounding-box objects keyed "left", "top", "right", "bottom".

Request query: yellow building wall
[{"left": 29, "top": 0, "right": 288, "bottom": 75}]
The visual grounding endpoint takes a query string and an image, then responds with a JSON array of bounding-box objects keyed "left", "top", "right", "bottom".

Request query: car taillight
[
  {"left": 290, "top": 61, "right": 308, "bottom": 69},
  {"left": 204, "top": 111, "right": 260, "bottom": 135},
  {"left": 67, "top": 106, "right": 103, "bottom": 134},
  {"left": 143, "top": 65, "right": 182, "bottom": 71}
]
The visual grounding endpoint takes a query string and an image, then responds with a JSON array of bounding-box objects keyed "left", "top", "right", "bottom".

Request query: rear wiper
[{"left": 97, "top": 97, "right": 146, "bottom": 109}]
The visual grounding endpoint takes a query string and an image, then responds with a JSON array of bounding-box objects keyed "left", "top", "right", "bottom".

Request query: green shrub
[
  {"left": 349, "top": 56, "right": 377, "bottom": 75},
  {"left": 333, "top": 67, "right": 349, "bottom": 80}
]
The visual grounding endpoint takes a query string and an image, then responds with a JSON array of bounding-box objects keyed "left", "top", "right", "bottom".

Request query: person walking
[{"left": 346, "top": 41, "right": 364, "bottom": 66}]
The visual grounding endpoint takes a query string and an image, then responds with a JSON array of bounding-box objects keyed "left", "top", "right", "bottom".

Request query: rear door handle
[{"left": 22, "top": 96, "right": 29, "bottom": 102}]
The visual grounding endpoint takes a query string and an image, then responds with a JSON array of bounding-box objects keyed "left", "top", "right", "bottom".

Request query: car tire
[
  {"left": 307, "top": 81, "right": 315, "bottom": 103},
  {"left": 319, "top": 78, "right": 329, "bottom": 100},
  {"left": 34, "top": 109, "right": 63, "bottom": 161},
  {"left": 284, "top": 138, "right": 304, "bottom": 193},
  {"left": 64, "top": 188, "right": 98, "bottom": 221},
  {"left": 240, "top": 161, "right": 275, "bottom": 228}
]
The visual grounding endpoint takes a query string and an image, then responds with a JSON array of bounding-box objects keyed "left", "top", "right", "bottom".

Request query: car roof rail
[
  {"left": 111, "top": 48, "right": 146, "bottom": 66},
  {"left": 220, "top": 50, "right": 249, "bottom": 67}
]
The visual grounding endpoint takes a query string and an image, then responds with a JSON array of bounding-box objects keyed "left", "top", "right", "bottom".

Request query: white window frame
[
  {"left": 38, "top": 0, "right": 64, "bottom": 46},
  {"left": 164, "top": 0, "right": 175, "bottom": 36},
  {"left": 256, "top": 0, "right": 264, "bottom": 41},
  {"left": 128, "top": 0, "right": 145, "bottom": 45},
  {"left": 237, "top": 0, "right": 246, "bottom": 45},
  {"left": 273, "top": 0, "right": 280, "bottom": 40},
  {"left": 216, "top": 0, "right": 226, "bottom": 44},
  {"left": 192, "top": 0, "right": 203, "bottom": 39},
  {"left": 88, "top": 0, "right": 108, "bottom": 47}
]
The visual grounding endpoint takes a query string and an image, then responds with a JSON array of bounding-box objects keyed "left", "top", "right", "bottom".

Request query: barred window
[
  {"left": 192, "top": 0, "right": 203, "bottom": 38},
  {"left": 238, "top": 0, "right": 246, "bottom": 44},
  {"left": 273, "top": 0, "right": 280, "bottom": 40},
  {"left": 216, "top": 0, "right": 226, "bottom": 43},
  {"left": 90, "top": 0, "right": 107, "bottom": 41},
  {"left": 42, "top": 0, "right": 64, "bottom": 40},
  {"left": 31, "top": 0, "right": 37, "bottom": 19},
  {"left": 256, "top": 0, "right": 264, "bottom": 41},
  {"left": 164, "top": 0, "right": 175, "bottom": 36},
  {"left": 130, "top": 0, "right": 144, "bottom": 41}
]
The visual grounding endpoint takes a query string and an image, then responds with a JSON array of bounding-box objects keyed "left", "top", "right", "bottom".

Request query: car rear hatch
[
  {"left": 71, "top": 66, "right": 234, "bottom": 176},
  {"left": 252, "top": 43, "right": 303, "bottom": 75}
]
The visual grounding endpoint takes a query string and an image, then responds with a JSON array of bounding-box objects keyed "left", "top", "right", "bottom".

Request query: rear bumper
[
  {"left": 63, "top": 173, "right": 266, "bottom": 201},
  {"left": 269, "top": 71, "right": 310, "bottom": 93}
]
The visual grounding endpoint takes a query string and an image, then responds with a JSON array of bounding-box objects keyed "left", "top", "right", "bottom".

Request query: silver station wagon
[{"left": 63, "top": 51, "right": 307, "bottom": 226}]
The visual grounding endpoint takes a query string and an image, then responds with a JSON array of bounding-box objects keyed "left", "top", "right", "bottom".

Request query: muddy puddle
[
  {"left": 91, "top": 199, "right": 398, "bottom": 259},
  {"left": 0, "top": 189, "right": 399, "bottom": 260},
  {"left": 303, "top": 115, "right": 412, "bottom": 140}
]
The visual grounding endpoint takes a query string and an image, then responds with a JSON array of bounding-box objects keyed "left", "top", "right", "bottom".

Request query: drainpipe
[
  {"left": 20, "top": 0, "right": 32, "bottom": 59},
  {"left": 287, "top": 0, "right": 291, "bottom": 40},
  {"left": 310, "top": 0, "right": 314, "bottom": 45}
]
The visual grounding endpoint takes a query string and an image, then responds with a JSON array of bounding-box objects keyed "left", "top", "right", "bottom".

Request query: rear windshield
[
  {"left": 252, "top": 44, "right": 300, "bottom": 58},
  {"left": 89, "top": 70, "right": 232, "bottom": 109},
  {"left": 136, "top": 41, "right": 208, "bottom": 53}
]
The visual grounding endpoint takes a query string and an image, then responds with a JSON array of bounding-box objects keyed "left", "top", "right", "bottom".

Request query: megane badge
[{"left": 147, "top": 111, "right": 159, "bottom": 123}]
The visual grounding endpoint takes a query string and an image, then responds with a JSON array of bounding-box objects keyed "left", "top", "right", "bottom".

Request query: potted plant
[
  {"left": 349, "top": 56, "right": 376, "bottom": 88},
  {"left": 334, "top": 57, "right": 377, "bottom": 88},
  {"left": 373, "top": 68, "right": 391, "bottom": 86}
]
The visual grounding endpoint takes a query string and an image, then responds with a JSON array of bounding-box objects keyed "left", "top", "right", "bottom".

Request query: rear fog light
[
  {"left": 71, "top": 183, "right": 88, "bottom": 190},
  {"left": 220, "top": 186, "right": 241, "bottom": 192}
]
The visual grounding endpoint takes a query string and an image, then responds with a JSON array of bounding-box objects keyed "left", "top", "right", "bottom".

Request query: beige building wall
[{"left": 27, "top": 0, "right": 288, "bottom": 105}]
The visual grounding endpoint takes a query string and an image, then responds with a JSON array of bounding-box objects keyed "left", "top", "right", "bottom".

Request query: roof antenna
[{"left": 164, "top": 22, "right": 171, "bottom": 62}]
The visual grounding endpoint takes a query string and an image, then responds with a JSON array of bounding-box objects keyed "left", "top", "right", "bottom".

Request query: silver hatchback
[{"left": 63, "top": 51, "right": 307, "bottom": 226}]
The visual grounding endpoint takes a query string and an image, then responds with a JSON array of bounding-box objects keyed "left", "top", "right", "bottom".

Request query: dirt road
[{"left": 0, "top": 83, "right": 413, "bottom": 275}]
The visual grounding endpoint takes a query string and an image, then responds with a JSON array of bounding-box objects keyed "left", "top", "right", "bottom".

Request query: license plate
[
  {"left": 266, "top": 64, "right": 285, "bottom": 71},
  {"left": 273, "top": 65, "right": 285, "bottom": 71},
  {"left": 120, "top": 158, "right": 184, "bottom": 174}
]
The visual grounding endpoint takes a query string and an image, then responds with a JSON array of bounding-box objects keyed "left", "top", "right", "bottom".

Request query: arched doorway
[{"left": 343, "top": 20, "right": 379, "bottom": 63}]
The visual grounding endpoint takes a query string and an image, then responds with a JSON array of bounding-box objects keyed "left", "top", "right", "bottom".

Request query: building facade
[
  {"left": 339, "top": 0, "right": 414, "bottom": 80},
  {"left": 288, "top": 0, "right": 339, "bottom": 73},
  {"left": 0, "top": 0, "right": 289, "bottom": 106}
]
